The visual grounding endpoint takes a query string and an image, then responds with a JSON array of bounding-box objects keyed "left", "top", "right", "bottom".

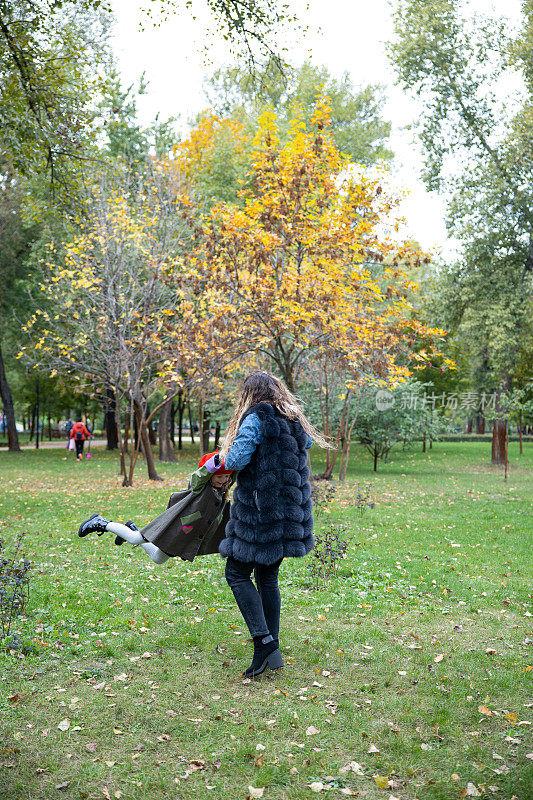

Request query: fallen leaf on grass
[
  {"left": 86, "top": 743, "right": 97, "bottom": 752},
  {"left": 505, "top": 712, "right": 518, "bottom": 724},
  {"left": 465, "top": 782, "right": 481, "bottom": 797},
  {"left": 105, "top": 761, "right": 116, "bottom": 767},
  {"left": 247, "top": 786, "right": 265, "bottom": 798},
  {"left": 367, "top": 743, "right": 380, "bottom": 754},
  {"left": 57, "top": 719, "right": 70, "bottom": 731},
  {"left": 339, "top": 762, "right": 365, "bottom": 776},
  {"left": 114, "top": 792, "right": 122, "bottom": 799},
  {"left": 434, "top": 654, "right": 444, "bottom": 663},
  {"left": 8, "top": 694, "right": 19, "bottom": 703},
  {"left": 340, "top": 790, "right": 358, "bottom": 796},
  {"left": 373, "top": 776, "right": 389, "bottom": 789},
  {"left": 113, "top": 728, "right": 123, "bottom": 735},
  {"left": 309, "top": 782, "right": 325, "bottom": 793},
  {"left": 478, "top": 706, "right": 492, "bottom": 716},
  {"left": 55, "top": 782, "right": 70, "bottom": 790},
  {"left": 485, "top": 648, "right": 496, "bottom": 655},
  {"left": 102, "top": 788, "right": 111, "bottom": 800},
  {"left": 180, "top": 760, "right": 207, "bottom": 778},
  {"left": 306, "top": 725, "right": 320, "bottom": 735},
  {"left": 451, "top": 773, "right": 461, "bottom": 780},
  {"left": 526, "top": 753, "right": 533, "bottom": 760}
]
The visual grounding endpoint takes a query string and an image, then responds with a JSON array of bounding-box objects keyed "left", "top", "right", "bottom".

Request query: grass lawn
[{"left": 0, "top": 441, "right": 531, "bottom": 800}]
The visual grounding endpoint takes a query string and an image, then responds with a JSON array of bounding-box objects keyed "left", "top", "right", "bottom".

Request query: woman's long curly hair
[{"left": 219, "top": 371, "right": 330, "bottom": 457}]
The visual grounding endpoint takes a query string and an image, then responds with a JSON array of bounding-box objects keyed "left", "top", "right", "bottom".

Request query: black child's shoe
[
  {"left": 78, "top": 513, "right": 109, "bottom": 537},
  {"left": 115, "top": 520, "right": 138, "bottom": 546},
  {"left": 242, "top": 634, "right": 284, "bottom": 678}
]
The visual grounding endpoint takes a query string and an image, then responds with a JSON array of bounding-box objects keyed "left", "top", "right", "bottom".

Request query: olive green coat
[{"left": 140, "top": 466, "right": 231, "bottom": 561}]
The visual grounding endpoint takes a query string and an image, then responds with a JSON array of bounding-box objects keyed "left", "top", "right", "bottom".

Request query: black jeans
[
  {"left": 75, "top": 439, "right": 84, "bottom": 457},
  {"left": 225, "top": 557, "right": 282, "bottom": 639}
]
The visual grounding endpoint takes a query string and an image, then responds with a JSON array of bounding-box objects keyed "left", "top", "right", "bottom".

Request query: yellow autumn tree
[
  {"left": 19, "top": 160, "right": 192, "bottom": 485},
  {"left": 179, "top": 99, "right": 446, "bottom": 395}
]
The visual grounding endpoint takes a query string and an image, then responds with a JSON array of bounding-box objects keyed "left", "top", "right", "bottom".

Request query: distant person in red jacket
[{"left": 69, "top": 418, "right": 92, "bottom": 461}]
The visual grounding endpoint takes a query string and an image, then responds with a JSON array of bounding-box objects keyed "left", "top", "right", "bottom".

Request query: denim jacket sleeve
[{"left": 224, "top": 413, "right": 263, "bottom": 471}]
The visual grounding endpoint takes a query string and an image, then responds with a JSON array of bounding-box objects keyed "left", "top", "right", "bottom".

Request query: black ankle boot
[
  {"left": 78, "top": 513, "right": 109, "bottom": 537},
  {"left": 115, "top": 520, "right": 138, "bottom": 546},
  {"left": 243, "top": 634, "right": 284, "bottom": 678}
]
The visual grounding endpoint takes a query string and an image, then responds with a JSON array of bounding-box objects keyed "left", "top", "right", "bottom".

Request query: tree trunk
[
  {"left": 158, "top": 396, "right": 176, "bottom": 462},
  {"left": 339, "top": 401, "right": 359, "bottom": 482},
  {"left": 134, "top": 400, "right": 163, "bottom": 481},
  {"left": 214, "top": 421, "right": 221, "bottom": 450},
  {"left": 170, "top": 401, "right": 176, "bottom": 446},
  {"left": 373, "top": 449, "right": 378, "bottom": 472},
  {"left": 519, "top": 409, "right": 523, "bottom": 455},
  {"left": 123, "top": 408, "right": 130, "bottom": 455},
  {"left": 202, "top": 415, "right": 211, "bottom": 453},
  {"left": 198, "top": 396, "right": 205, "bottom": 458},
  {"left": 188, "top": 402, "right": 195, "bottom": 444},
  {"left": 476, "top": 413, "right": 485, "bottom": 434},
  {"left": 422, "top": 435, "right": 426, "bottom": 452},
  {"left": 105, "top": 387, "right": 118, "bottom": 450},
  {"left": 322, "top": 391, "right": 351, "bottom": 480},
  {"left": 319, "top": 368, "right": 332, "bottom": 474},
  {"left": 113, "top": 392, "right": 128, "bottom": 482},
  {"left": 146, "top": 404, "right": 157, "bottom": 446},
  {"left": 0, "top": 343, "right": 20, "bottom": 451},
  {"left": 491, "top": 418, "right": 508, "bottom": 465},
  {"left": 178, "top": 391, "right": 184, "bottom": 450},
  {"left": 35, "top": 379, "right": 40, "bottom": 449},
  {"left": 30, "top": 404, "right": 35, "bottom": 441}
]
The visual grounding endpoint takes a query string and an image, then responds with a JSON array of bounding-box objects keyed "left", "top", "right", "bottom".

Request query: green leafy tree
[
  {"left": 205, "top": 60, "right": 393, "bottom": 165},
  {"left": 353, "top": 381, "right": 445, "bottom": 472},
  {"left": 0, "top": 158, "right": 40, "bottom": 451},
  {"left": 388, "top": 0, "right": 533, "bottom": 464},
  {"left": 0, "top": 0, "right": 109, "bottom": 201}
]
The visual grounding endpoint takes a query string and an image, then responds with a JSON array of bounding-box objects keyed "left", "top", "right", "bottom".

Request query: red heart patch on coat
[{"left": 182, "top": 524, "right": 193, "bottom": 534}]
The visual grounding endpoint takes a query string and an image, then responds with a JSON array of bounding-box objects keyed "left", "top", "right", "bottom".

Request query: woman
[{"left": 203, "top": 371, "right": 328, "bottom": 678}]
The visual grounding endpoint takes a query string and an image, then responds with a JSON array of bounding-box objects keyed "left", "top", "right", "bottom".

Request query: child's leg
[
  {"left": 106, "top": 521, "right": 143, "bottom": 545},
  {"left": 106, "top": 522, "right": 169, "bottom": 565}
]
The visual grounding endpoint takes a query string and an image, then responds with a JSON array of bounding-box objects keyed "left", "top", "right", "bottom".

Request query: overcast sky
[{"left": 109, "top": 0, "right": 523, "bottom": 259}]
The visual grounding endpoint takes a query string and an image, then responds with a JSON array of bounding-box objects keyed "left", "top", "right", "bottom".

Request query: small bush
[
  {"left": 308, "top": 483, "right": 374, "bottom": 589},
  {"left": 0, "top": 533, "right": 33, "bottom": 648}
]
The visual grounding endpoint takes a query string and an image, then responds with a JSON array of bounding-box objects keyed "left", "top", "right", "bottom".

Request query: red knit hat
[{"left": 198, "top": 451, "right": 232, "bottom": 475}]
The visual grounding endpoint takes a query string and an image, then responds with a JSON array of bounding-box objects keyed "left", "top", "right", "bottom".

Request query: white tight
[{"left": 105, "top": 522, "right": 170, "bottom": 565}]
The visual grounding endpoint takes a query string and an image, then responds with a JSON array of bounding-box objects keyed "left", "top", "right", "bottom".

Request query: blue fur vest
[{"left": 219, "top": 402, "right": 314, "bottom": 565}]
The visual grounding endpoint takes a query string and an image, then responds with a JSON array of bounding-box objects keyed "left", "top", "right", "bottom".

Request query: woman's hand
[{"left": 203, "top": 453, "right": 222, "bottom": 473}]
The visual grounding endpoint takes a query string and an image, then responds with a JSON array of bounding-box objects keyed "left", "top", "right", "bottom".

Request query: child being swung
[{"left": 77, "top": 453, "right": 233, "bottom": 565}]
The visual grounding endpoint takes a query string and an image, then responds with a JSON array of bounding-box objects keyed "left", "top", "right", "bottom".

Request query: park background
[{"left": 0, "top": 1, "right": 532, "bottom": 799}]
